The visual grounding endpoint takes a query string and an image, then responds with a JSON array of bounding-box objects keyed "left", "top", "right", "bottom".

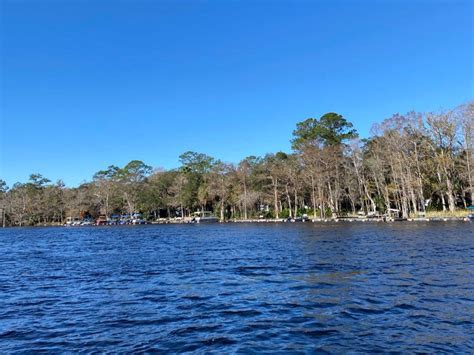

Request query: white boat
[
  {"left": 131, "top": 213, "right": 146, "bottom": 224},
  {"left": 65, "top": 216, "right": 82, "bottom": 226},
  {"left": 192, "top": 211, "right": 219, "bottom": 223},
  {"left": 132, "top": 218, "right": 146, "bottom": 225}
]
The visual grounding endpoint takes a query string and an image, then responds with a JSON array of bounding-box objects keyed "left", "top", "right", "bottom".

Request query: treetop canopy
[{"left": 291, "top": 112, "right": 358, "bottom": 150}]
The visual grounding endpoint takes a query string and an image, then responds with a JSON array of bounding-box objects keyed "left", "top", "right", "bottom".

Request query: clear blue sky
[{"left": 1, "top": 0, "right": 472, "bottom": 187}]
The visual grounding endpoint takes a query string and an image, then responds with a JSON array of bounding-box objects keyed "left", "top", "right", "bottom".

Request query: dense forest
[{"left": 1, "top": 102, "right": 473, "bottom": 226}]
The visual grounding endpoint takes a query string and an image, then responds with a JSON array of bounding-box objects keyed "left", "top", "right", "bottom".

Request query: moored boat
[
  {"left": 191, "top": 211, "right": 219, "bottom": 223},
  {"left": 96, "top": 215, "right": 108, "bottom": 226},
  {"left": 65, "top": 216, "right": 82, "bottom": 226},
  {"left": 131, "top": 213, "right": 146, "bottom": 224}
]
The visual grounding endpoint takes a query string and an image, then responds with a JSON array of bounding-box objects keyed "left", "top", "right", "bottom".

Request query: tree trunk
[
  {"left": 272, "top": 177, "right": 279, "bottom": 219},
  {"left": 285, "top": 184, "right": 292, "bottom": 218},
  {"left": 243, "top": 178, "right": 248, "bottom": 220},
  {"left": 311, "top": 175, "right": 317, "bottom": 219},
  {"left": 294, "top": 189, "right": 298, "bottom": 217},
  {"left": 445, "top": 176, "right": 456, "bottom": 212}
]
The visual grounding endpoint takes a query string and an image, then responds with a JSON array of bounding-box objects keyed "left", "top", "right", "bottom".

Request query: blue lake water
[{"left": 0, "top": 223, "right": 473, "bottom": 352}]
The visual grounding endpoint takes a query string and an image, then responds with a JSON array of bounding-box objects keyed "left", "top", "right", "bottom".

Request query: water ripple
[{"left": 0, "top": 223, "right": 473, "bottom": 352}]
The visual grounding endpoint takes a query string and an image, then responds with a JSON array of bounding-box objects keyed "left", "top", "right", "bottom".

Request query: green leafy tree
[
  {"left": 178, "top": 152, "right": 215, "bottom": 211},
  {"left": 292, "top": 112, "right": 358, "bottom": 149}
]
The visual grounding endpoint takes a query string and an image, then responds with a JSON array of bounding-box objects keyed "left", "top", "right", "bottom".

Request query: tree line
[{"left": 1, "top": 102, "right": 472, "bottom": 226}]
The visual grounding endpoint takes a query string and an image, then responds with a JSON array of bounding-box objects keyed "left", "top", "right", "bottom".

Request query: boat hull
[{"left": 196, "top": 217, "right": 219, "bottom": 223}]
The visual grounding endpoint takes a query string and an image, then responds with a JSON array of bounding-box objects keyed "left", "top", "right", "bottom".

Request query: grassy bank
[{"left": 424, "top": 210, "right": 470, "bottom": 218}]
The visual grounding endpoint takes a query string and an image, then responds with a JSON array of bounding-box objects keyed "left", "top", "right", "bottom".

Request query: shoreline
[
  {"left": 227, "top": 217, "right": 471, "bottom": 223},
  {"left": 3, "top": 216, "right": 471, "bottom": 228}
]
